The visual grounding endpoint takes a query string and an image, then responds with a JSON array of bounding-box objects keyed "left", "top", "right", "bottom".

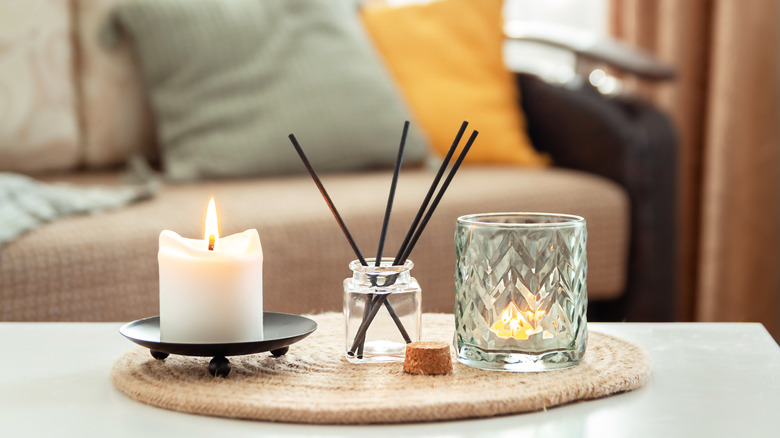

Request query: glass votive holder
[
  {"left": 344, "top": 258, "right": 421, "bottom": 364},
  {"left": 454, "top": 213, "right": 588, "bottom": 372}
]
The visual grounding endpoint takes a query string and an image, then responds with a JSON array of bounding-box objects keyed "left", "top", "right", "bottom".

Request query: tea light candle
[{"left": 158, "top": 198, "right": 263, "bottom": 343}]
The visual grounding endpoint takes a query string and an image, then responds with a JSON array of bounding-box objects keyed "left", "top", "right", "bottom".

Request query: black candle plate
[{"left": 119, "top": 313, "right": 317, "bottom": 377}]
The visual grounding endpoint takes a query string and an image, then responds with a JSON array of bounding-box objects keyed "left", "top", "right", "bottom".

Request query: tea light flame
[{"left": 490, "top": 302, "right": 545, "bottom": 340}]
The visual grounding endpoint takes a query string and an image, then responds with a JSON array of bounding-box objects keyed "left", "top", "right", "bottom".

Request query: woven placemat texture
[{"left": 112, "top": 313, "right": 650, "bottom": 424}]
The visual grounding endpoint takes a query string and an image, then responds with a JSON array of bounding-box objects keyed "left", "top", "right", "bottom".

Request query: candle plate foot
[
  {"left": 150, "top": 350, "right": 169, "bottom": 360},
  {"left": 209, "top": 356, "right": 231, "bottom": 377},
  {"left": 270, "top": 346, "right": 289, "bottom": 357}
]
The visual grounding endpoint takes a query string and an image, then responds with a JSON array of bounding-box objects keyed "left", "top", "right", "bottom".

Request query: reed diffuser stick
[
  {"left": 349, "top": 128, "right": 480, "bottom": 355},
  {"left": 288, "top": 134, "right": 367, "bottom": 265},
  {"left": 357, "top": 121, "right": 411, "bottom": 358},
  {"left": 347, "top": 122, "right": 468, "bottom": 356},
  {"left": 392, "top": 121, "right": 467, "bottom": 266},
  {"left": 289, "top": 133, "right": 411, "bottom": 355},
  {"left": 375, "top": 121, "right": 409, "bottom": 266},
  {"left": 398, "top": 129, "right": 479, "bottom": 262}
]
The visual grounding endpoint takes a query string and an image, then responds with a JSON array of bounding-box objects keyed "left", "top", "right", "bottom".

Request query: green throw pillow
[{"left": 112, "top": 0, "right": 428, "bottom": 181}]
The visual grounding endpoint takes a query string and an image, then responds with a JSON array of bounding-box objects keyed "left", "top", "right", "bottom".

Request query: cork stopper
[{"left": 403, "top": 341, "right": 453, "bottom": 375}]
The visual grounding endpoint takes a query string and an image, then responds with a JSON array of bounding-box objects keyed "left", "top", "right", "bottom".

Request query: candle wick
[{"left": 208, "top": 235, "right": 215, "bottom": 251}]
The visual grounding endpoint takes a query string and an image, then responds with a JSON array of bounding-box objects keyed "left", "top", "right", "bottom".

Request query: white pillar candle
[{"left": 158, "top": 199, "right": 263, "bottom": 343}]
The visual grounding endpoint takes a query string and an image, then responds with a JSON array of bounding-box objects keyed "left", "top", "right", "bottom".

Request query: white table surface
[{"left": 1, "top": 321, "right": 778, "bottom": 437}]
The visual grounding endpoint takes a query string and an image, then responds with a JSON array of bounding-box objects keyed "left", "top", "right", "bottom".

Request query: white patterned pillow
[{"left": 0, "top": 0, "right": 80, "bottom": 173}]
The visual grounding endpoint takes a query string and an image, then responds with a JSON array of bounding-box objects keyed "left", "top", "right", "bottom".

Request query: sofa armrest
[
  {"left": 517, "top": 73, "right": 678, "bottom": 321},
  {"left": 504, "top": 22, "right": 675, "bottom": 81}
]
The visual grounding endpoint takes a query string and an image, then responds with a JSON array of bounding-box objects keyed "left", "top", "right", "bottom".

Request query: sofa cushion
[
  {"left": 0, "top": 0, "right": 80, "bottom": 173},
  {"left": 361, "top": 0, "right": 550, "bottom": 167},
  {"left": 111, "top": 0, "right": 428, "bottom": 181},
  {"left": 1, "top": 167, "right": 628, "bottom": 321},
  {"left": 74, "top": 0, "right": 157, "bottom": 168}
]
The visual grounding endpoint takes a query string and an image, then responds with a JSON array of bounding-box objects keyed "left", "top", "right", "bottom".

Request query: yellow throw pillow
[{"left": 361, "top": 0, "right": 550, "bottom": 167}]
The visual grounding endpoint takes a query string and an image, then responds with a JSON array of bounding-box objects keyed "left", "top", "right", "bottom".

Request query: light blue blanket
[{"left": 0, "top": 170, "right": 157, "bottom": 247}]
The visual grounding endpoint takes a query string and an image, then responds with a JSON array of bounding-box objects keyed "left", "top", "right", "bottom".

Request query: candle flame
[
  {"left": 489, "top": 302, "right": 546, "bottom": 340},
  {"left": 204, "top": 198, "right": 219, "bottom": 243}
]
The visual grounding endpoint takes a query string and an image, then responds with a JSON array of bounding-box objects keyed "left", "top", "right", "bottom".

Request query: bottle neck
[{"left": 349, "top": 258, "right": 413, "bottom": 288}]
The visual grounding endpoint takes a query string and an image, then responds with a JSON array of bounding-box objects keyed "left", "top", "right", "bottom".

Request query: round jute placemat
[{"left": 112, "top": 313, "right": 650, "bottom": 424}]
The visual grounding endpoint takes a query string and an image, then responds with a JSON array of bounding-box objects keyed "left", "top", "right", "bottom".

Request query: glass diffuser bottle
[{"left": 344, "top": 258, "right": 421, "bottom": 363}]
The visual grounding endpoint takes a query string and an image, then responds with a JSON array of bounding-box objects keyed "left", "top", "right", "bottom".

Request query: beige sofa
[
  {"left": 0, "top": 0, "right": 633, "bottom": 322},
  {"left": 2, "top": 167, "right": 628, "bottom": 321}
]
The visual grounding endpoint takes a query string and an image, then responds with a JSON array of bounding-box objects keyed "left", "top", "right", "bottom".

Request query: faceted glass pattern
[{"left": 454, "top": 213, "right": 588, "bottom": 371}]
